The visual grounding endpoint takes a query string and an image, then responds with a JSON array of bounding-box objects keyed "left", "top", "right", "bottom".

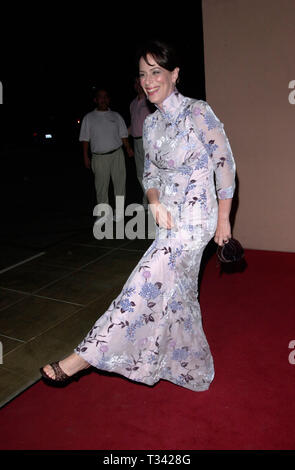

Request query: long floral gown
[{"left": 75, "top": 91, "right": 236, "bottom": 392}]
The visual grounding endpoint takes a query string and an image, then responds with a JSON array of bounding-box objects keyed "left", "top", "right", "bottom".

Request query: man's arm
[
  {"left": 122, "top": 137, "right": 134, "bottom": 158},
  {"left": 82, "top": 141, "right": 91, "bottom": 169}
]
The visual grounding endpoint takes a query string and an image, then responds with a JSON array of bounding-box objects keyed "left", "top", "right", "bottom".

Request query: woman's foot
[{"left": 40, "top": 353, "right": 90, "bottom": 384}]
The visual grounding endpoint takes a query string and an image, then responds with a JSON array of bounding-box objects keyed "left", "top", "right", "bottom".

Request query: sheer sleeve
[
  {"left": 191, "top": 101, "right": 236, "bottom": 199},
  {"left": 142, "top": 118, "right": 161, "bottom": 193}
]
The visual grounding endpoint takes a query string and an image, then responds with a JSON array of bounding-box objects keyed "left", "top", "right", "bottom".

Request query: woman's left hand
[{"left": 214, "top": 218, "right": 231, "bottom": 246}]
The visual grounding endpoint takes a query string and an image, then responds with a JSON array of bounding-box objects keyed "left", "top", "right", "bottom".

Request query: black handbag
[{"left": 217, "top": 238, "right": 244, "bottom": 263}]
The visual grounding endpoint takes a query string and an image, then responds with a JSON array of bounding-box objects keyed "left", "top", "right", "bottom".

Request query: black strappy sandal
[{"left": 40, "top": 362, "right": 74, "bottom": 386}]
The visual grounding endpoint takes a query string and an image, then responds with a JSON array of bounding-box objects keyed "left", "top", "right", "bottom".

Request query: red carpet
[{"left": 1, "top": 249, "right": 295, "bottom": 450}]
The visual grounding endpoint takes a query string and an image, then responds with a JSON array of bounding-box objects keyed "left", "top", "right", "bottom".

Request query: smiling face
[{"left": 139, "top": 54, "right": 179, "bottom": 108}]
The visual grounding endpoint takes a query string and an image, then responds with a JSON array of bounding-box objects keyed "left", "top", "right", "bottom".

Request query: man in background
[{"left": 80, "top": 88, "right": 133, "bottom": 222}]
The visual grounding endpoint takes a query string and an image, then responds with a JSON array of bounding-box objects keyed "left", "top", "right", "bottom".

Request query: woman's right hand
[{"left": 150, "top": 202, "right": 174, "bottom": 229}]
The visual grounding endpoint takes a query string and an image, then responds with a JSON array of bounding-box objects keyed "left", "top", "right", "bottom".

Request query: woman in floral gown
[{"left": 41, "top": 41, "right": 236, "bottom": 392}]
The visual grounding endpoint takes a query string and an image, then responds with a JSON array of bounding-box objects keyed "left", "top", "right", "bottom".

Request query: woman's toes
[{"left": 44, "top": 364, "right": 55, "bottom": 379}]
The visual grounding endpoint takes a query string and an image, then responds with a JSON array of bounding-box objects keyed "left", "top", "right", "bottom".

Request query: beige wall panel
[{"left": 202, "top": 0, "right": 295, "bottom": 251}]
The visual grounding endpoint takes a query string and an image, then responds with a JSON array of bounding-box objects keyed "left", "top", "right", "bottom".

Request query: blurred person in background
[{"left": 80, "top": 88, "right": 133, "bottom": 222}]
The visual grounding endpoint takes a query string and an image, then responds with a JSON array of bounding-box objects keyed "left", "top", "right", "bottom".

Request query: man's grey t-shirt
[{"left": 79, "top": 109, "right": 128, "bottom": 154}]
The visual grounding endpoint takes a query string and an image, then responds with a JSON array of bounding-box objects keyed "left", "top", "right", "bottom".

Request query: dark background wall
[
  {"left": 0, "top": 5, "right": 206, "bottom": 147},
  {"left": 0, "top": 5, "right": 206, "bottom": 245}
]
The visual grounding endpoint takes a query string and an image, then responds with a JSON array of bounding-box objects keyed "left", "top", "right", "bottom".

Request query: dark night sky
[{"left": 0, "top": 4, "right": 205, "bottom": 145}]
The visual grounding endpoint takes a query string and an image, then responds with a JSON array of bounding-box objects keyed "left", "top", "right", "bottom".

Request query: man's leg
[
  {"left": 110, "top": 148, "right": 126, "bottom": 221},
  {"left": 91, "top": 154, "right": 111, "bottom": 205}
]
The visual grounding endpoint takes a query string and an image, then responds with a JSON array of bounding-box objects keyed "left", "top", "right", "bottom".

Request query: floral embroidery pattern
[{"left": 139, "top": 282, "right": 162, "bottom": 300}]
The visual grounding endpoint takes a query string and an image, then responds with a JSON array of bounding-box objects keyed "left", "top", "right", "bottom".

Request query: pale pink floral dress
[{"left": 75, "top": 91, "right": 236, "bottom": 391}]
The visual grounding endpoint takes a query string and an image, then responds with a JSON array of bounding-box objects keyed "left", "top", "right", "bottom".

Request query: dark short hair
[
  {"left": 137, "top": 40, "right": 179, "bottom": 72},
  {"left": 93, "top": 87, "right": 109, "bottom": 98}
]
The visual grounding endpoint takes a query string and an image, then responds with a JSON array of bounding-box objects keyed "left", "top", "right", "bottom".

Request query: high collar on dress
[{"left": 156, "top": 89, "right": 184, "bottom": 121}]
